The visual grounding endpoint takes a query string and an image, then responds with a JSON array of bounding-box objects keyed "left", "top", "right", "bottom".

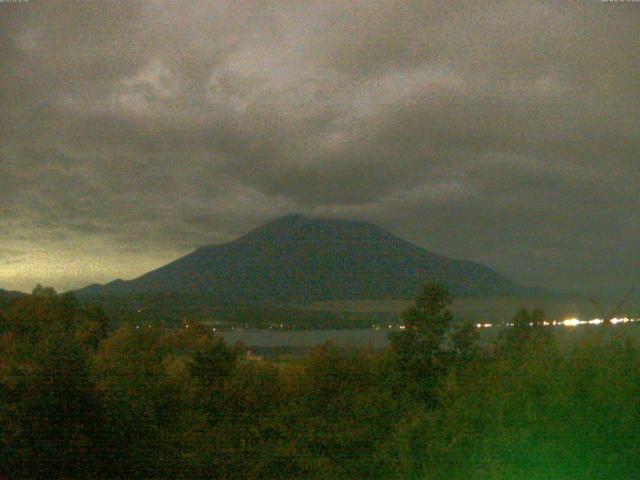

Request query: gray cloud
[{"left": 0, "top": 0, "right": 638, "bottom": 295}]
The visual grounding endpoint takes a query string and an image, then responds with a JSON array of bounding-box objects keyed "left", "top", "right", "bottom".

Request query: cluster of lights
[
  {"left": 135, "top": 324, "right": 154, "bottom": 329},
  {"left": 141, "top": 318, "right": 638, "bottom": 332},
  {"left": 475, "top": 317, "right": 638, "bottom": 329}
]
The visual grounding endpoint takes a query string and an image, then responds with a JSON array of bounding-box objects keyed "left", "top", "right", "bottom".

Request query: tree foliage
[
  {"left": 389, "top": 283, "right": 479, "bottom": 404},
  {"left": 1, "top": 285, "right": 638, "bottom": 479}
]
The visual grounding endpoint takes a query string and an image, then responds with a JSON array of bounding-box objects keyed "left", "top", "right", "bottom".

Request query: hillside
[{"left": 0, "top": 288, "right": 27, "bottom": 310}]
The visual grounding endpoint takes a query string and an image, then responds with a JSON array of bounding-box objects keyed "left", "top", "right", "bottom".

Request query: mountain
[
  {"left": 76, "top": 214, "right": 546, "bottom": 303},
  {"left": 0, "top": 288, "right": 27, "bottom": 310},
  {"left": 0, "top": 288, "right": 27, "bottom": 298}
]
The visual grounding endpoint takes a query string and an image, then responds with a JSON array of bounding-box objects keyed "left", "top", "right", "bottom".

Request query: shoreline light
[
  {"left": 561, "top": 318, "right": 581, "bottom": 327},
  {"left": 470, "top": 317, "right": 639, "bottom": 329}
]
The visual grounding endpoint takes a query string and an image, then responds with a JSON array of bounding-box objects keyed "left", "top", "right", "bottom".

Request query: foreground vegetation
[{"left": 1, "top": 285, "right": 639, "bottom": 479}]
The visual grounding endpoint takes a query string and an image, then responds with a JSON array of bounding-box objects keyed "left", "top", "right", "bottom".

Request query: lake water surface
[
  {"left": 219, "top": 328, "right": 391, "bottom": 350},
  {"left": 218, "top": 323, "right": 640, "bottom": 353}
]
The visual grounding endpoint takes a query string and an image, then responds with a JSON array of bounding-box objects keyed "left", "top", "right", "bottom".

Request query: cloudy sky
[{"left": 1, "top": 0, "right": 638, "bottom": 295}]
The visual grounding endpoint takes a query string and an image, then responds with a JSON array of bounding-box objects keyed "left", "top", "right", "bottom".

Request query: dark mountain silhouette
[
  {"left": 0, "top": 288, "right": 26, "bottom": 298},
  {"left": 76, "top": 214, "right": 547, "bottom": 302},
  {"left": 0, "top": 288, "right": 27, "bottom": 310}
]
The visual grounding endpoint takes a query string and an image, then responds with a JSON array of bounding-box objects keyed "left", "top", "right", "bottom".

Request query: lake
[
  {"left": 219, "top": 328, "right": 391, "bottom": 352},
  {"left": 217, "top": 323, "right": 640, "bottom": 356}
]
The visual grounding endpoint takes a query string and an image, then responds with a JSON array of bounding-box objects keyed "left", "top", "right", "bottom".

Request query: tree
[
  {"left": 498, "top": 308, "right": 550, "bottom": 355},
  {"left": 189, "top": 334, "right": 240, "bottom": 427},
  {"left": 389, "top": 284, "right": 456, "bottom": 402},
  {"left": 295, "top": 344, "right": 400, "bottom": 479},
  {"left": 0, "top": 287, "right": 101, "bottom": 478},
  {"left": 31, "top": 284, "right": 57, "bottom": 298},
  {"left": 451, "top": 320, "right": 479, "bottom": 361}
]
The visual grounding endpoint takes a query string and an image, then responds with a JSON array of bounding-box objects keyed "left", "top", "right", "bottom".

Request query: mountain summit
[{"left": 76, "top": 215, "right": 538, "bottom": 302}]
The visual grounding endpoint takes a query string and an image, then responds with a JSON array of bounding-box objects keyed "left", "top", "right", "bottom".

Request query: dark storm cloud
[{"left": 0, "top": 0, "right": 638, "bottom": 294}]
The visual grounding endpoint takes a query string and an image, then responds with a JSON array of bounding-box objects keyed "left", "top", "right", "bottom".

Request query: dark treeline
[
  {"left": 79, "top": 293, "right": 399, "bottom": 330},
  {"left": 1, "top": 284, "right": 639, "bottom": 479}
]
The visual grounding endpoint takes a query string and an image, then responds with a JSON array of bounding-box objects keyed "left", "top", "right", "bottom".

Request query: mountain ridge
[{"left": 75, "top": 214, "right": 553, "bottom": 303}]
